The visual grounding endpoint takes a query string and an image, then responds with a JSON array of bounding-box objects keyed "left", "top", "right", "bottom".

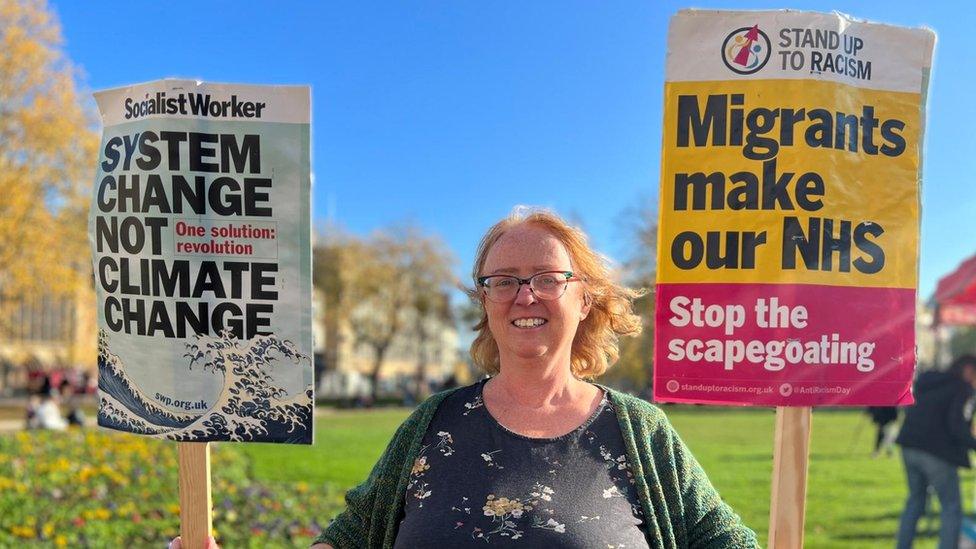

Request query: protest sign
[
  {"left": 654, "top": 10, "right": 935, "bottom": 407},
  {"left": 89, "top": 79, "right": 313, "bottom": 444}
]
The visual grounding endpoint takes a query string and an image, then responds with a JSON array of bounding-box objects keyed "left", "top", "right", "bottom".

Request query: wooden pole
[
  {"left": 179, "top": 442, "right": 213, "bottom": 549},
  {"left": 768, "top": 407, "right": 812, "bottom": 549}
]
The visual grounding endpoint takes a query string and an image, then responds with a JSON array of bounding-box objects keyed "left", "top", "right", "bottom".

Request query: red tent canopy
[{"left": 935, "top": 254, "right": 976, "bottom": 325}]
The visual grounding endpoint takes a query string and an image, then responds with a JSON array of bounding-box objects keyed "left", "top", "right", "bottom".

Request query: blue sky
[{"left": 55, "top": 1, "right": 976, "bottom": 298}]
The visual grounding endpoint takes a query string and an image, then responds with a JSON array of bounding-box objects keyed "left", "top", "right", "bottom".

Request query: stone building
[{"left": 0, "top": 285, "right": 97, "bottom": 394}]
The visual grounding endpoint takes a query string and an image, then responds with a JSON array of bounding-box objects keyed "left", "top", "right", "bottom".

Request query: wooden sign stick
[
  {"left": 179, "top": 442, "right": 213, "bottom": 548},
  {"left": 768, "top": 407, "right": 812, "bottom": 549}
]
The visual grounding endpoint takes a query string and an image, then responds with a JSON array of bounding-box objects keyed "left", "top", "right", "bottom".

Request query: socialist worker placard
[
  {"left": 653, "top": 11, "right": 935, "bottom": 406},
  {"left": 89, "top": 80, "right": 314, "bottom": 442}
]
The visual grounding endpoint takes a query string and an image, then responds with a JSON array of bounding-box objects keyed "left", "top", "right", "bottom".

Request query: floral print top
[{"left": 394, "top": 379, "right": 649, "bottom": 548}]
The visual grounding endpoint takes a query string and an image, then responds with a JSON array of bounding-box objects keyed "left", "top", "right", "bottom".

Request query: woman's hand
[{"left": 168, "top": 535, "right": 219, "bottom": 549}]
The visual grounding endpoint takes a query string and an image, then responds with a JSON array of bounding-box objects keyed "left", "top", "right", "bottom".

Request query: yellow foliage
[{"left": 0, "top": 0, "right": 98, "bottom": 336}]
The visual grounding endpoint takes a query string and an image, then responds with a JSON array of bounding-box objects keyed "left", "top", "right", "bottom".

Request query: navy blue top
[{"left": 393, "top": 379, "right": 649, "bottom": 548}]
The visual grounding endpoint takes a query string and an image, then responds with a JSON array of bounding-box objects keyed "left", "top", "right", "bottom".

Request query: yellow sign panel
[{"left": 658, "top": 79, "right": 921, "bottom": 288}]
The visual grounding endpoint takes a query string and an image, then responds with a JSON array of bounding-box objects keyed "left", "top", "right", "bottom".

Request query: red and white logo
[{"left": 721, "top": 25, "right": 772, "bottom": 75}]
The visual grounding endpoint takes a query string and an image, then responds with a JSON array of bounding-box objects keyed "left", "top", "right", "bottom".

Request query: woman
[{"left": 311, "top": 208, "right": 757, "bottom": 548}]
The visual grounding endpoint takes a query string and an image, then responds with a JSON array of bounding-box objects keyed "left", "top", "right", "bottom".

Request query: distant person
[
  {"left": 33, "top": 392, "right": 68, "bottom": 431},
  {"left": 25, "top": 395, "right": 41, "bottom": 429},
  {"left": 896, "top": 355, "right": 976, "bottom": 549},
  {"left": 867, "top": 406, "right": 898, "bottom": 457},
  {"left": 83, "top": 370, "right": 97, "bottom": 394},
  {"left": 61, "top": 383, "right": 86, "bottom": 427},
  {"left": 437, "top": 375, "right": 458, "bottom": 392}
]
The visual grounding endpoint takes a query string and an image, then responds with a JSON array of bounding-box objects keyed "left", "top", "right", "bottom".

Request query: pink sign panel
[{"left": 653, "top": 283, "right": 916, "bottom": 406}]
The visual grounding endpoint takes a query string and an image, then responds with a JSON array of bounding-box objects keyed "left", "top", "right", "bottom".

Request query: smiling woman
[{"left": 311, "top": 207, "right": 759, "bottom": 548}]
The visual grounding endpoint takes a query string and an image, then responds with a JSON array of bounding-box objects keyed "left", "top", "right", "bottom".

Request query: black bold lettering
[
  {"left": 192, "top": 262, "right": 227, "bottom": 298},
  {"left": 153, "top": 260, "right": 191, "bottom": 297},
  {"left": 221, "top": 134, "right": 261, "bottom": 174},
  {"left": 135, "top": 131, "right": 161, "bottom": 170},
  {"left": 676, "top": 94, "right": 728, "bottom": 147},
  {"left": 820, "top": 218, "right": 852, "bottom": 272},
  {"left": 105, "top": 296, "right": 123, "bottom": 332},
  {"left": 853, "top": 222, "right": 885, "bottom": 274},
  {"left": 743, "top": 107, "right": 780, "bottom": 161},
  {"left": 172, "top": 175, "right": 206, "bottom": 215},
  {"left": 705, "top": 231, "right": 739, "bottom": 269},
  {"left": 674, "top": 172, "right": 725, "bottom": 211},
  {"left": 805, "top": 109, "right": 834, "bottom": 149},
  {"left": 671, "top": 232, "right": 704, "bottom": 269},
  {"left": 175, "top": 301, "right": 208, "bottom": 338},
  {"left": 243, "top": 178, "right": 272, "bottom": 216},
  {"left": 147, "top": 301, "right": 175, "bottom": 338},
  {"left": 251, "top": 263, "right": 278, "bottom": 300},
  {"left": 95, "top": 216, "right": 119, "bottom": 253},
  {"left": 209, "top": 177, "right": 242, "bottom": 215},
  {"left": 727, "top": 171, "right": 759, "bottom": 210},
  {"left": 782, "top": 217, "right": 820, "bottom": 270},
  {"left": 794, "top": 172, "right": 824, "bottom": 211},
  {"left": 212, "top": 302, "right": 243, "bottom": 339},
  {"left": 119, "top": 216, "right": 146, "bottom": 254},
  {"left": 189, "top": 132, "right": 219, "bottom": 172},
  {"left": 98, "top": 256, "right": 118, "bottom": 293},
  {"left": 880, "top": 119, "right": 906, "bottom": 157},
  {"left": 142, "top": 174, "right": 171, "bottom": 214},
  {"left": 834, "top": 113, "right": 859, "bottom": 152},
  {"left": 246, "top": 303, "right": 274, "bottom": 338},
  {"left": 761, "top": 159, "right": 795, "bottom": 210},
  {"left": 159, "top": 131, "right": 188, "bottom": 170},
  {"left": 860, "top": 106, "right": 880, "bottom": 155},
  {"left": 101, "top": 137, "right": 123, "bottom": 172}
]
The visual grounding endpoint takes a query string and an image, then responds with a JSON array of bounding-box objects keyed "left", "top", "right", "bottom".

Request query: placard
[
  {"left": 654, "top": 11, "right": 935, "bottom": 406},
  {"left": 89, "top": 79, "right": 314, "bottom": 442}
]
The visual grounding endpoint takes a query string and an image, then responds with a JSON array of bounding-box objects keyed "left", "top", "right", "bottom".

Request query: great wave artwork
[{"left": 98, "top": 330, "right": 313, "bottom": 444}]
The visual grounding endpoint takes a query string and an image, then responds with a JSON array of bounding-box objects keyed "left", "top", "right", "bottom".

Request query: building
[
  {"left": 315, "top": 299, "right": 462, "bottom": 399},
  {"left": 0, "top": 285, "right": 97, "bottom": 394}
]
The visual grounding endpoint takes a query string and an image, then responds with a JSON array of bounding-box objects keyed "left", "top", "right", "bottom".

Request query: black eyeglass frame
[{"left": 476, "top": 270, "right": 579, "bottom": 302}]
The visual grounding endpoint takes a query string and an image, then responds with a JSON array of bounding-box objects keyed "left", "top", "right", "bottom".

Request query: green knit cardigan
[{"left": 314, "top": 386, "right": 759, "bottom": 548}]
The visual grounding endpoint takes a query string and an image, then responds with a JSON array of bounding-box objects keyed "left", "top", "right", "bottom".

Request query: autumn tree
[
  {"left": 313, "top": 225, "right": 456, "bottom": 402},
  {"left": 602, "top": 202, "right": 657, "bottom": 393},
  {"left": 311, "top": 225, "right": 350, "bottom": 384},
  {"left": 403, "top": 232, "right": 455, "bottom": 399},
  {"left": 0, "top": 1, "right": 98, "bottom": 352}
]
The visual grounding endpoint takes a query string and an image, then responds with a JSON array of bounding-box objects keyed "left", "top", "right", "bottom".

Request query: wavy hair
[{"left": 467, "top": 207, "right": 645, "bottom": 378}]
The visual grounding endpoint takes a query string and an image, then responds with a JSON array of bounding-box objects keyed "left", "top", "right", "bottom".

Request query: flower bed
[{"left": 0, "top": 429, "right": 344, "bottom": 547}]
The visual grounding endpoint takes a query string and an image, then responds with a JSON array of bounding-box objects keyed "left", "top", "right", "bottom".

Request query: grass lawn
[
  {"left": 240, "top": 405, "right": 973, "bottom": 548},
  {"left": 239, "top": 408, "right": 410, "bottom": 487}
]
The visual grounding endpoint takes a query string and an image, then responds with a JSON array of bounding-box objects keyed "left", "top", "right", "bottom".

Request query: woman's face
[{"left": 480, "top": 223, "right": 589, "bottom": 368}]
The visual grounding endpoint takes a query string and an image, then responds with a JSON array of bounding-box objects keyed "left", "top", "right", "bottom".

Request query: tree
[
  {"left": 602, "top": 201, "right": 657, "bottom": 393},
  {"left": 313, "top": 225, "right": 456, "bottom": 402},
  {"left": 403, "top": 232, "right": 455, "bottom": 399},
  {"left": 0, "top": 0, "right": 99, "bottom": 374},
  {"left": 311, "top": 225, "right": 350, "bottom": 384},
  {"left": 0, "top": 0, "right": 97, "bottom": 338}
]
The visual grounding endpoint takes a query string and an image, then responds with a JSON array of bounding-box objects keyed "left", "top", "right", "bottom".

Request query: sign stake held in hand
[{"left": 179, "top": 442, "right": 213, "bottom": 549}]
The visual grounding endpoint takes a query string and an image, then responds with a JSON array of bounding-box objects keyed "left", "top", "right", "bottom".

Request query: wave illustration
[{"left": 97, "top": 329, "right": 313, "bottom": 444}]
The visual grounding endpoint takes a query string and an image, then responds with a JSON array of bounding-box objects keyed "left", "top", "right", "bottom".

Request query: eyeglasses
[{"left": 477, "top": 271, "right": 579, "bottom": 303}]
